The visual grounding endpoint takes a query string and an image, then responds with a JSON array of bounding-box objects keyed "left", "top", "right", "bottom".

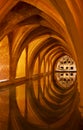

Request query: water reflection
[
  {"left": 0, "top": 89, "right": 9, "bottom": 130},
  {"left": 0, "top": 74, "right": 81, "bottom": 130},
  {"left": 54, "top": 72, "right": 77, "bottom": 88}
]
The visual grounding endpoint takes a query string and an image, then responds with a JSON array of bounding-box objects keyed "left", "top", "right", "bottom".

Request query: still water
[{"left": 0, "top": 74, "right": 81, "bottom": 130}]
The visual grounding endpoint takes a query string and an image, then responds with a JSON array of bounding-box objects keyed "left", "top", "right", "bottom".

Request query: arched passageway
[{"left": 0, "top": 0, "right": 83, "bottom": 130}]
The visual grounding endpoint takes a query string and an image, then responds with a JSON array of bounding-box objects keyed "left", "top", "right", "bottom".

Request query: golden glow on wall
[
  {"left": 16, "top": 49, "right": 26, "bottom": 78},
  {"left": 0, "top": 36, "right": 9, "bottom": 80}
]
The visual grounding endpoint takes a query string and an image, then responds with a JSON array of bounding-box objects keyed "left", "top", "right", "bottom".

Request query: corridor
[{"left": 0, "top": 0, "right": 83, "bottom": 130}]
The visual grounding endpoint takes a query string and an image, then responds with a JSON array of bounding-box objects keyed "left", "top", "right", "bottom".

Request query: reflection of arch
[{"left": 8, "top": 75, "right": 79, "bottom": 129}]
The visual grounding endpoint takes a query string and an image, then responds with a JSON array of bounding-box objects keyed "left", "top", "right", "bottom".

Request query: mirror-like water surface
[{"left": 0, "top": 74, "right": 81, "bottom": 130}]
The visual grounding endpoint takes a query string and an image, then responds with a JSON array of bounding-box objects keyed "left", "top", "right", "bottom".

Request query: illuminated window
[{"left": 55, "top": 55, "right": 77, "bottom": 88}]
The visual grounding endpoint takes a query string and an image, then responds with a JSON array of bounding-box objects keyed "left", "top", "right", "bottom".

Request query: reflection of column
[
  {"left": 38, "top": 54, "right": 40, "bottom": 102},
  {"left": 48, "top": 75, "right": 50, "bottom": 91},
  {"left": 50, "top": 57, "right": 52, "bottom": 73},
  {"left": 8, "top": 89, "right": 13, "bottom": 130},
  {"left": 44, "top": 57, "right": 46, "bottom": 74},
  {"left": 38, "top": 53, "right": 40, "bottom": 76},
  {"left": 38, "top": 78, "right": 40, "bottom": 102},
  {"left": 43, "top": 56, "right": 46, "bottom": 97},
  {"left": 48, "top": 57, "right": 49, "bottom": 73},
  {"left": 43, "top": 76, "right": 46, "bottom": 97},
  {"left": 48, "top": 57, "right": 50, "bottom": 91},
  {"left": 24, "top": 83, "right": 28, "bottom": 120},
  {"left": 26, "top": 45, "right": 29, "bottom": 78}
]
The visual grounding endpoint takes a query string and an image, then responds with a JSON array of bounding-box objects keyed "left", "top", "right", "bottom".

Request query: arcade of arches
[{"left": 0, "top": 0, "right": 83, "bottom": 130}]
